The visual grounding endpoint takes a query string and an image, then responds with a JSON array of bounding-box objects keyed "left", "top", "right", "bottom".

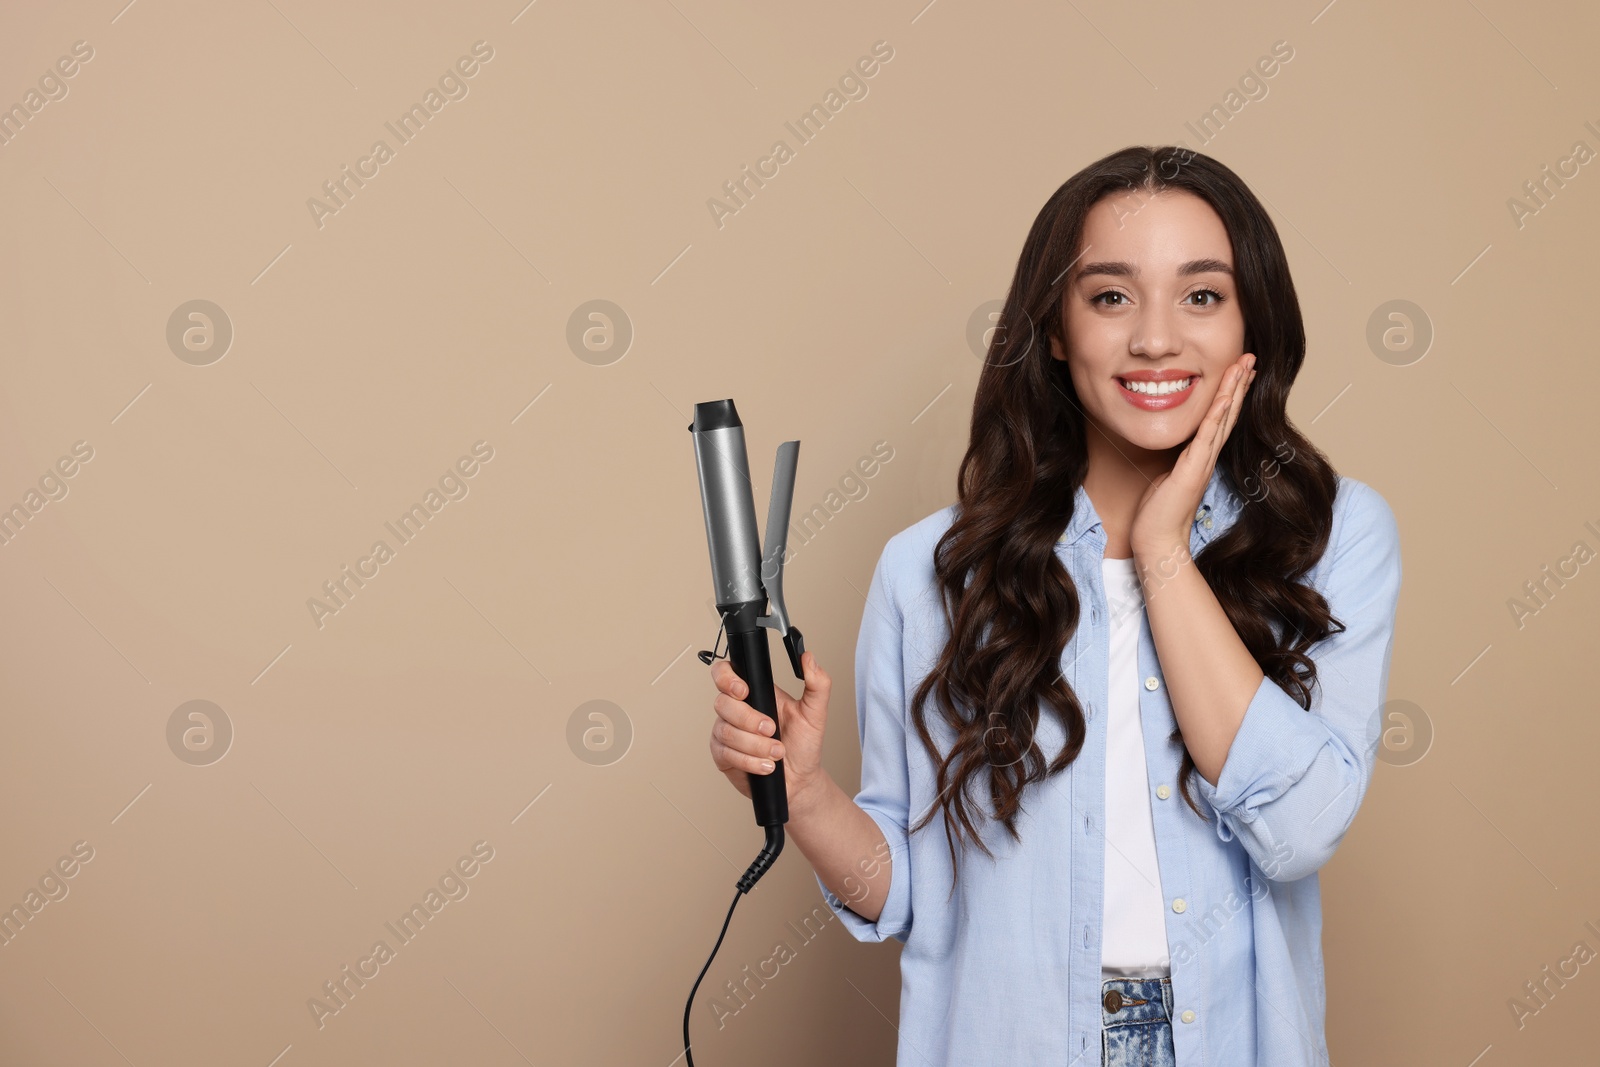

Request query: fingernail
[
  {"left": 759, "top": 760, "right": 774, "bottom": 772},
  {"left": 759, "top": 719, "right": 774, "bottom": 735},
  {"left": 770, "top": 743, "right": 784, "bottom": 758}
]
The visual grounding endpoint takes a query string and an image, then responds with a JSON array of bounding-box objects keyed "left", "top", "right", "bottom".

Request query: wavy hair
[{"left": 908, "top": 145, "right": 1345, "bottom": 875}]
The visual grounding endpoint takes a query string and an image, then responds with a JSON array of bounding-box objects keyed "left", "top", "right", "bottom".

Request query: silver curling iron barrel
[{"left": 688, "top": 398, "right": 805, "bottom": 885}]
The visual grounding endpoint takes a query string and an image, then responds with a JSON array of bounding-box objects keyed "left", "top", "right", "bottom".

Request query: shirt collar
[{"left": 1057, "top": 465, "right": 1241, "bottom": 550}]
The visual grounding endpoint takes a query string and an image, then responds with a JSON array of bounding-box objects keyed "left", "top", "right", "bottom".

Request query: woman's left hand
[{"left": 1128, "top": 352, "right": 1256, "bottom": 560}]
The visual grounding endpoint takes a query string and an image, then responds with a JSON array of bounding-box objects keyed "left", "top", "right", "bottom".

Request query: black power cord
[{"left": 682, "top": 825, "right": 785, "bottom": 1067}]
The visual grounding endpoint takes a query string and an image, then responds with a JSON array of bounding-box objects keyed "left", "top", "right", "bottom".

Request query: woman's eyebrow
[{"left": 1076, "top": 258, "right": 1234, "bottom": 279}]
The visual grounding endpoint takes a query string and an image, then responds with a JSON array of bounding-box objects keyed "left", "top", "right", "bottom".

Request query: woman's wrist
[
  {"left": 1131, "top": 534, "right": 1190, "bottom": 566},
  {"left": 788, "top": 768, "right": 839, "bottom": 824},
  {"left": 1132, "top": 538, "right": 1191, "bottom": 593}
]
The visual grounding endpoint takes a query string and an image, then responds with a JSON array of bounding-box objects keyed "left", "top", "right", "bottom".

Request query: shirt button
[
  {"left": 1203, "top": 516, "right": 1214, "bottom": 529},
  {"left": 1181, "top": 1009, "right": 1196, "bottom": 1023},
  {"left": 1172, "top": 898, "right": 1187, "bottom": 913},
  {"left": 1144, "top": 676, "right": 1160, "bottom": 691},
  {"left": 1156, "top": 785, "right": 1171, "bottom": 800}
]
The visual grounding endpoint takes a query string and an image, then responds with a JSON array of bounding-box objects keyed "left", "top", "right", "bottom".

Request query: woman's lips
[{"left": 1116, "top": 375, "right": 1197, "bottom": 411}]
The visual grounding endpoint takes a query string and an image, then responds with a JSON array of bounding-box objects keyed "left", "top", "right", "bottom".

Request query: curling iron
[{"left": 681, "top": 398, "right": 806, "bottom": 1066}]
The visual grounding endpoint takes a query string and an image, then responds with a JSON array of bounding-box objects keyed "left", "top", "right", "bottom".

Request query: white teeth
[{"left": 1121, "top": 377, "right": 1194, "bottom": 396}]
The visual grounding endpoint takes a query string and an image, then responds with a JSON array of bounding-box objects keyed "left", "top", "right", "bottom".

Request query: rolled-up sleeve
[
  {"left": 1192, "top": 479, "right": 1403, "bottom": 882},
  {"left": 816, "top": 541, "right": 915, "bottom": 943}
]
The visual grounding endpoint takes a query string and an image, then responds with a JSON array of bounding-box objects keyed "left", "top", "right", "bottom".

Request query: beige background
[{"left": 1, "top": 0, "right": 1597, "bottom": 1063}]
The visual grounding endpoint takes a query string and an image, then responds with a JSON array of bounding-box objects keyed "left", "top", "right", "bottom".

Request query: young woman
[{"left": 706, "top": 145, "right": 1402, "bottom": 1066}]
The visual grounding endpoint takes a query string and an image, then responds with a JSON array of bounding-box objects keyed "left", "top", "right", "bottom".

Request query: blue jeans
[{"left": 1101, "top": 976, "right": 1176, "bottom": 1066}]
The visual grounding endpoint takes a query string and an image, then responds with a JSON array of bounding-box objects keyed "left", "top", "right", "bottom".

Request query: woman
[{"left": 706, "top": 145, "right": 1402, "bottom": 1066}]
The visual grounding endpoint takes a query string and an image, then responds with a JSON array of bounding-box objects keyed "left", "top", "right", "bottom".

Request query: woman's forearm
[
  {"left": 786, "top": 772, "right": 893, "bottom": 923},
  {"left": 1133, "top": 540, "right": 1265, "bottom": 786}
]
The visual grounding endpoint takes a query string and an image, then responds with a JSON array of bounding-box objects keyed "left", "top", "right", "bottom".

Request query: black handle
[{"left": 725, "top": 627, "right": 788, "bottom": 827}]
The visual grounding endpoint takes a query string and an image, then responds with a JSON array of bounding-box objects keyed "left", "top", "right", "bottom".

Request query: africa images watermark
[
  {"left": 1506, "top": 916, "right": 1600, "bottom": 1030},
  {"left": 0, "top": 440, "right": 95, "bottom": 547},
  {"left": 1168, "top": 843, "right": 1292, "bottom": 969},
  {"left": 306, "top": 40, "right": 496, "bottom": 229},
  {"left": 702, "top": 439, "right": 897, "bottom": 621},
  {"left": 1120, "top": 440, "right": 1299, "bottom": 611},
  {"left": 1173, "top": 40, "right": 1294, "bottom": 151},
  {"left": 779, "top": 439, "right": 895, "bottom": 571},
  {"left": 1505, "top": 514, "right": 1600, "bottom": 630},
  {"left": 713, "top": 834, "right": 895, "bottom": 1031},
  {"left": 706, "top": 40, "right": 895, "bottom": 230},
  {"left": 1506, "top": 118, "right": 1600, "bottom": 231},
  {"left": 307, "top": 441, "right": 495, "bottom": 629},
  {"left": 709, "top": 902, "right": 837, "bottom": 1029},
  {"left": 307, "top": 840, "right": 496, "bottom": 1030},
  {"left": 0, "top": 39, "right": 95, "bottom": 149},
  {"left": 1, "top": 841, "right": 96, "bottom": 948}
]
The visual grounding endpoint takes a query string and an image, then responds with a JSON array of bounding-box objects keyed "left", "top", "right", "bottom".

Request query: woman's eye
[{"left": 1092, "top": 288, "right": 1224, "bottom": 308}]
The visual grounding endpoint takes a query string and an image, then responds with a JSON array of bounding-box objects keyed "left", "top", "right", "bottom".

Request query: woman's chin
[{"left": 1108, "top": 421, "right": 1198, "bottom": 454}]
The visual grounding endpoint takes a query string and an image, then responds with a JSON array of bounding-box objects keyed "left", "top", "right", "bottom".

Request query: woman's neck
[{"left": 1082, "top": 422, "right": 1181, "bottom": 560}]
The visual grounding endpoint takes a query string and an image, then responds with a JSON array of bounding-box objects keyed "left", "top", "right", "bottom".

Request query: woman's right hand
[{"left": 708, "top": 649, "right": 831, "bottom": 812}]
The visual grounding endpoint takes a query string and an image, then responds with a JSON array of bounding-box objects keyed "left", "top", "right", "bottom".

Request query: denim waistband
[{"left": 1099, "top": 976, "right": 1173, "bottom": 1028}]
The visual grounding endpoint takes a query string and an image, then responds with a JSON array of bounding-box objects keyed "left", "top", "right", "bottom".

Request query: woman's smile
[{"left": 1115, "top": 370, "right": 1199, "bottom": 411}]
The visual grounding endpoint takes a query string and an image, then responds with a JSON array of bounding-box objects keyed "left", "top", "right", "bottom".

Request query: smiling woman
[{"left": 706, "top": 144, "right": 1403, "bottom": 1067}]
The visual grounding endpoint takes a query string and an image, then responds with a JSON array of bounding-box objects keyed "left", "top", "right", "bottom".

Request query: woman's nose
[{"left": 1128, "top": 305, "right": 1180, "bottom": 359}]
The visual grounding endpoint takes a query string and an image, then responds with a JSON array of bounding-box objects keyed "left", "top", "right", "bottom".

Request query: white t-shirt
[{"left": 1099, "top": 555, "right": 1172, "bottom": 978}]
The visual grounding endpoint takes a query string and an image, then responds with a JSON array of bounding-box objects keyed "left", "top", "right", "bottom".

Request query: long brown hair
[{"left": 910, "top": 145, "right": 1344, "bottom": 875}]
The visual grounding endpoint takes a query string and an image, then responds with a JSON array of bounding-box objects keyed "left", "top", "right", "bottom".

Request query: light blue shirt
[{"left": 816, "top": 468, "right": 1403, "bottom": 1065}]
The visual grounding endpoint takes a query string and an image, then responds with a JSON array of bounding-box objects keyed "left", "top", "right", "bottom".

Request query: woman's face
[{"left": 1050, "top": 188, "right": 1247, "bottom": 455}]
